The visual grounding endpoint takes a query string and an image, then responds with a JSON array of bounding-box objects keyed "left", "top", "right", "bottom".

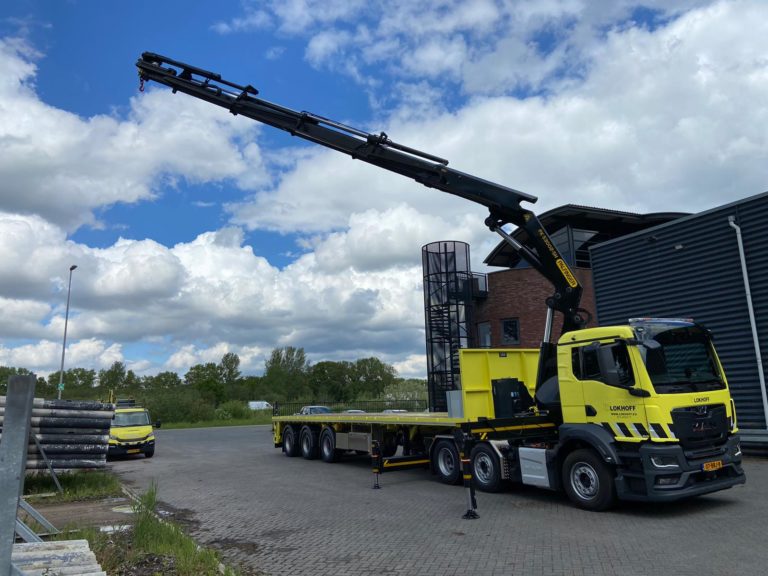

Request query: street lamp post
[{"left": 57, "top": 265, "right": 77, "bottom": 400}]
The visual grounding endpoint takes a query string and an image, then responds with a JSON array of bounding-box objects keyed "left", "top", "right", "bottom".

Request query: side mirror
[
  {"left": 641, "top": 339, "right": 662, "bottom": 351},
  {"left": 596, "top": 345, "right": 623, "bottom": 387},
  {"left": 154, "top": 420, "right": 162, "bottom": 429}
]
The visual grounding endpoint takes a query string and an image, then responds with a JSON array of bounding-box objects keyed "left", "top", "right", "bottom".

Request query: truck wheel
[
  {"left": 433, "top": 440, "right": 461, "bottom": 484},
  {"left": 562, "top": 449, "right": 616, "bottom": 511},
  {"left": 300, "top": 426, "right": 319, "bottom": 460},
  {"left": 283, "top": 425, "right": 300, "bottom": 457},
  {"left": 381, "top": 433, "right": 398, "bottom": 458},
  {"left": 319, "top": 427, "right": 339, "bottom": 463},
  {"left": 471, "top": 443, "right": 503, "bottom": 492}
]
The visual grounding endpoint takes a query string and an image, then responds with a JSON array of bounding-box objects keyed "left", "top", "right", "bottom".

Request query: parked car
[
  {"left": 296, "top": 405, "right": 332, "bottom": 415},
  {"left": 382, "top": 409, "right": 408, "bottom": 413},
  {"left": 343, "top": 409, "right": 366, "bottom": 413}
]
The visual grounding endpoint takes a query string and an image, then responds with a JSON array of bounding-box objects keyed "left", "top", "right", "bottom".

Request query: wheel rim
[
  {"left": 437, "top": 447, "right": 455, "bottom": 476},
  {"left": 302, "top": 434, "right": 310, "bottom": 454},
  {"left": 474, "top": 452, "right": 494, "bottom": 484},
  {"left": 322, "top": 435, "right": 332, "bottom": 457},
  {"left": 570, "top": 462, "right": 599, "bottom": 500},
  {"left": 284, "top": 432, "right": 293, "bottom": 452}
]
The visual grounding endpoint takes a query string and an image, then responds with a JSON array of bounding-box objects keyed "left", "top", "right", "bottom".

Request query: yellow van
[{"left": 108, "top": 400, "right": 160, "bottom": 458}]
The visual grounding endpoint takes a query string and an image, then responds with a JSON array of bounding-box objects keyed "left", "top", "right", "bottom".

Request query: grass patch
[
  {"left": 162, "top": 414, "right": 272, "bottom": 429},
  {"left": 51, "top": 484, "right": 242, "bottom": 575},
  {"left": 24, "top": 470, "right": 123, "bottom": 503}
]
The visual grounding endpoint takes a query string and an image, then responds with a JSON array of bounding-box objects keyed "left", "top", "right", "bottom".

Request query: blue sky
[{"left": 0, "top": 0, "right": 766, "bottom": 379}]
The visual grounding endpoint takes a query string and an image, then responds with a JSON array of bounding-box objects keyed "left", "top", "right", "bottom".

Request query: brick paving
[{"left": 110, "top": 426, "right": 767, "bottom": 576}]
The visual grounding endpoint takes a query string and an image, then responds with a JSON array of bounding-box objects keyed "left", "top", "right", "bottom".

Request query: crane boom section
[{"left": 136, "top": 52, "right": 584, "bottom": 333}]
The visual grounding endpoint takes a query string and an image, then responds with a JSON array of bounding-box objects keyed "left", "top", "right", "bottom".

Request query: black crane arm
[{"left": 136, "top": 52, "right": 585, "bottom": 334}]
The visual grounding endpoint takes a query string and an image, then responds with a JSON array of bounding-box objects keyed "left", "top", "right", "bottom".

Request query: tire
[
  {"left": 319, "top": 427, "right": 339, "bottom": 463},
  {"left": 432, "top": 439, "right": 461, "bottom": 484},
  {"left": 283, "top": 425, "right": 300, "bottom": 457},
  {"left": 471, "top": 443, "right": 503, "bottom": 492},
  {"left": 144, "top": 447, "right": 155, "bottom": 459},
  {"left": 562, "top": 449, "right": 616, "bottom": 511},
  {"left": 300, "top": 426, "right": 319, "bottom": 460}
]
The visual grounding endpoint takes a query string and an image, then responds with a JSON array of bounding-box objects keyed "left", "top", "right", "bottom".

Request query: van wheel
[
  {"left": 144, "top": 447, "right": 155, "bottom": 459},
  {"left": 471, "top": 444, "right": 502, "bottom": 492},
  {"left": 319, "top": 427, "right": 339, "bottom": 463},
  {"left": 562, "top": 449, "right": 616, "bottom": 511},
  {"left": 283, "top": 425, "right": 300, "bottom": 457},
  {"left": 300, "top": 426, "right": 319, "bottom": 460},
  {"left": 433, "top": 440, "right": 461, "bottom": 484}
]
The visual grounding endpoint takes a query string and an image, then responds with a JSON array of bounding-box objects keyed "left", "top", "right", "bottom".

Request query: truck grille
[{"left": 670, "top": 404, "right": 728, "bottom": 449}]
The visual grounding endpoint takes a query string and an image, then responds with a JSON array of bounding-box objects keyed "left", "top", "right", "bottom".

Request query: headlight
[{"left": 650, "top": 455, "right": 680, "bottom": 469}]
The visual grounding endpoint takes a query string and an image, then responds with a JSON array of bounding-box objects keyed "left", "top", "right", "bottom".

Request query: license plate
[
  {"left": 127, "top": 448, "right": 140, "bottom": 454},
  {"left": 703, "top": 460, "right": 722, "bottom": 472}
]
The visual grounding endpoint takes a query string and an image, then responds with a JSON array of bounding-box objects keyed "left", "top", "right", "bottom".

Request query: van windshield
[
  {"left": 113, "top": 411, "right": 151, "bottom": 427},
  {"left": 634, "top": 323, "right": 726, "bottom": 394}
]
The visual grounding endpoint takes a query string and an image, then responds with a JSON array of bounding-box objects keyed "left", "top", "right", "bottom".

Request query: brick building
[{"left": 472, "top": 205, "right": 685, "bottom": 348}]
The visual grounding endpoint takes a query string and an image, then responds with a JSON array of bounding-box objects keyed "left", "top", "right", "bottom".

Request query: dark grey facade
[{"left": 591, "top": 191, "right": 768, "bottom": 443}]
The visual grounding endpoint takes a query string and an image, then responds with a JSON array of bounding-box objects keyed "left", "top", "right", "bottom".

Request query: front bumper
[
  {"left": 108, "top": 439, "right": 155, "bottom": 457},
  {"left": 616, "top": 435, "right": 745, "bottom": 502}
]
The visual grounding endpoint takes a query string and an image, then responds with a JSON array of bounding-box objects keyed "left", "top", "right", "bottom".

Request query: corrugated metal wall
[{"left": 591, "top": 191, "right": 768, "bottom": 431}]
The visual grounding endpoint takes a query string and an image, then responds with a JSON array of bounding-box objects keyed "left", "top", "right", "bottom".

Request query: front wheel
[{"left": 562, "top": 449, "right": 616, "bottom": 511}]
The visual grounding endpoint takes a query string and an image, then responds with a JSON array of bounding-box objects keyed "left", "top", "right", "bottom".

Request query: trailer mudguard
[{"left": 557, "top": 423, "right": 621, "bottom": 466}]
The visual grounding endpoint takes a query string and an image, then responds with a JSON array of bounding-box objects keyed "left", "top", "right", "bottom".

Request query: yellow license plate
[
  {"left": 703, "top": 460, "right": 722, "bottom": 472},
  {"left": 127, "top": 448, "right": 140, "bottom": 454}
]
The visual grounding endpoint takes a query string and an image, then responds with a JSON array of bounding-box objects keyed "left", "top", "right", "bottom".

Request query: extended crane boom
[{"left": 136, "top": 52, "right": 586, "bottom": 352}]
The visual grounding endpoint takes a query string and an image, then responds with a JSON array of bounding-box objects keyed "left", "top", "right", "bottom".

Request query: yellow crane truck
[{"left": 136, "top": 53, "right": 746, "bottom": 510}]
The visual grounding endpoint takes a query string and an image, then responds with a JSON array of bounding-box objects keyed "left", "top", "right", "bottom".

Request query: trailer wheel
[
  {"left": 283, "top": 425, "right": 300, "bottom": 457},
  {"left": 319, "top": 427, "right": 339, "bottom": 463},
  {"left": 562, "top": 449, "right": 616, "bottom": 511},
  {"left": 300, "top": 426, "right": 319, "bottom": 460},
  {"left": 381, "top": 433, "right": 398, "bottom": 458},
  {"left": 471, "top": 443, "right": 503, "bottom": 492},
  {"left": 433, "top": 440, "right": 461, "bottom": 484}
]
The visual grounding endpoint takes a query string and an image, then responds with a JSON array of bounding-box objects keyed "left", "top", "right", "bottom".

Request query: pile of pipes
[{"left": 0, "top": 397, "right": 114, "bottom": 470}]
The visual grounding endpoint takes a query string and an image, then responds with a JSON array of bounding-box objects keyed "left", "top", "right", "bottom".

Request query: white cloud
[{"left": 0, "top": 38, "right": 268, "bottom": 232}]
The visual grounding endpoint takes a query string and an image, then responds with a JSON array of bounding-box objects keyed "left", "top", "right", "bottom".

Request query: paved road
[{"left": 110, "top": 426, "right": 767, "bottom": 576}]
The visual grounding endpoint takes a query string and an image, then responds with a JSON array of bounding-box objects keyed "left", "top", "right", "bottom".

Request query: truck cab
[
  {"left": 556, "top": 318, "right": 743, "bottom": 503},
  {"left": 108, "top": 400, "right": 160, "bottom": 458}
]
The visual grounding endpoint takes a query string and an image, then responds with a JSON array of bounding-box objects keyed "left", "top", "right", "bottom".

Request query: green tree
[
  {"left": 141, "top": 371, "right": 183, "bottom": 391},
  {"left": 310, "top": 361, "right": 354, "bottom": 401},
  {"left": 0, "top": 366, "right": 36, "bottom": 395},
  {"left": 185, "top": 362, "right": 225, "bottom": 406},
  {"left": 264, "top": 347, "right": 310, "bottom": 400},
  {"left": 218, "top": 352, "right": 241, "bottom": 386},
  {"left": 351, "top": 357, "right": 396, "bottom": 399},
  {"left": 383, "top": 378, "right": 428, "bottom": 401},
  {"left": 98, "top": 361, "right": 127, "bottom": 391}
]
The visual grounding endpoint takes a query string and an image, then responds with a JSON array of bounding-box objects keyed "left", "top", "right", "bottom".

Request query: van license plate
[
  {"left": 127, "top": 449, "right": 140, "bottom": 454},
  {"left": 702, "top": 460, "right": 722, "bottom": 472}
]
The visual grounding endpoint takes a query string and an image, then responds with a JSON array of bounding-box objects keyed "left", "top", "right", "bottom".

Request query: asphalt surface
[{"left": 110, "top": 425, "right": 768, "bottom": 576}]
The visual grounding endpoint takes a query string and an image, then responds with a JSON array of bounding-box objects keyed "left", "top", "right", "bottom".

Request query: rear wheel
[
  {"left": 562, "top": 449, "right": 616, "bottom": 511},
  {"left": 319, "top": 427, "right": 340, "bottom": 463},
  {"left": 433, "top": 439, "right": 461, "bottom": 484},
  {"left": 471, "top": 443, "right": 502, "bottom": 492},
  {"left": 300, "top": 426, "right": 319, "bottom": 460},
  {"left": 283, "top": 425, "right": 300, "bottom": 457}
]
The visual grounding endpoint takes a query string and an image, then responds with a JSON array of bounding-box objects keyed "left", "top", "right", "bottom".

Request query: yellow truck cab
[{"left": 108, "top": 399, "right": 160, "bottom": 458}]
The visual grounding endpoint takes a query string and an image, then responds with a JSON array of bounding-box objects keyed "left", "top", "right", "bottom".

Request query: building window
[
  {"left": 501, "top": 318, "right": 520, "bottom": 345},
  {"left": 477, "top": 322, "right": 491, "bottom": 348}
]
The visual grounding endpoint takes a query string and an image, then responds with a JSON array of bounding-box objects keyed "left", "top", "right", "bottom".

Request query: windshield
[
  {"left": 113, "top": 411, "right": 151, "bottom": 427},
  {"left": 634, "top": 323, "right": 726, "bottom": 393}
]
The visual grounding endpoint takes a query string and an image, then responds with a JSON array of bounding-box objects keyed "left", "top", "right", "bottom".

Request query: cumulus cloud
[{"left": 0, "top": 38, "right": 268, "bottom": 232}]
